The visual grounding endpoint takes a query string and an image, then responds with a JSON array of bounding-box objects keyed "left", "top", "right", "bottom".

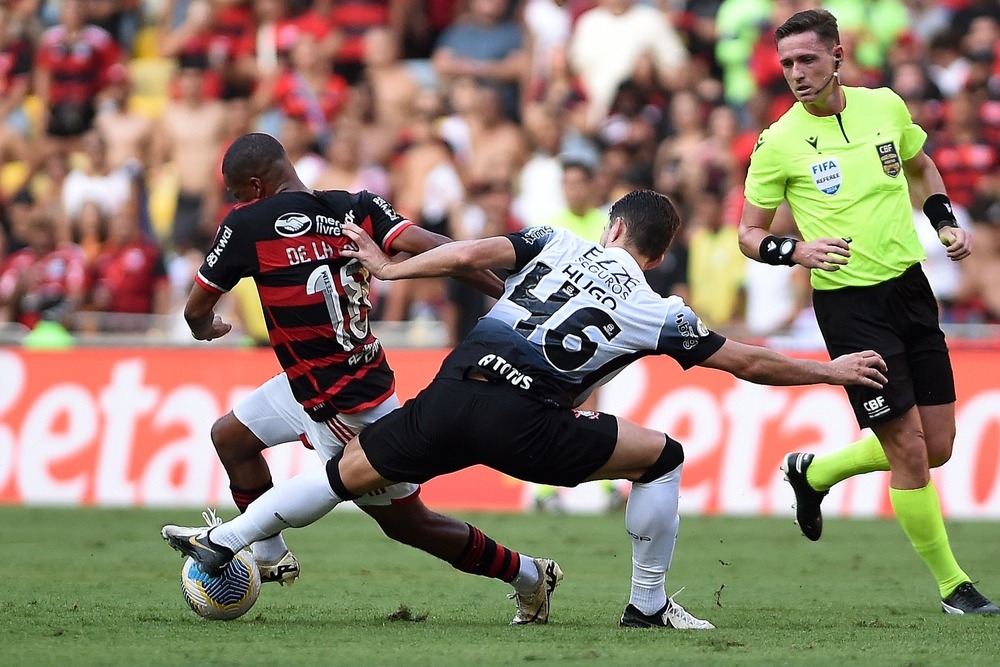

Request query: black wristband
[
  {"left": 923, "top": 193, "right": 958, "bottom": 232},
  {"left": 759, "top": 235, "right": 798, "bottom": 266}
]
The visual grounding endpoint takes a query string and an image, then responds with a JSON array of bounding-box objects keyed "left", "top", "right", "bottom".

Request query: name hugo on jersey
[
  {"left": 559, "top": 246, "right": 638, "bottom": 310},
  {"left": 477, "top": 353, "right": 533, "bottom": 390}
]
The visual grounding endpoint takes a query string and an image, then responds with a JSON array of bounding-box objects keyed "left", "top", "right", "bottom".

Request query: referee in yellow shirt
[{"left": 738, "top": 9, "right": 996, "bottom": 614}]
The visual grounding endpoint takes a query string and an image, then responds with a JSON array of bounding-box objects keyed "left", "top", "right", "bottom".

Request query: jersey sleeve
[
  {"left": 657, "top": 300, "right": 727, "bottom": 369},
  {"left": 195, "top": 214, "right": 252, "bottom": 294},
  {"left": 887, "top": 88, "right": 927, "bottom": 160},
  {"left": 744, "top": 128, "right": 786, "bottom": 210},
  {"left": 358, "top": 190, "right": 413, "bottom": 251},
  {"left": 506, "top": 226, "right": 557, "bottom": 272}
]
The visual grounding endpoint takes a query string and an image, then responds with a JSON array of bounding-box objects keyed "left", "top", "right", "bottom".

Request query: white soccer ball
[{"left": 180, "top": 550, "right": 261, "bottom": 620}]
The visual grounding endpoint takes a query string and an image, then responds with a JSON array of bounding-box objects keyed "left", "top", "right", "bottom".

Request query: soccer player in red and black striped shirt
[{"left": 178, "top": 133, "right": 562, "bottom": 624}]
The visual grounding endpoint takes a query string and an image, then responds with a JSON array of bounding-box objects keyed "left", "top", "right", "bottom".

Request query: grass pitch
[{"left": 1, "top": 507, "right": 997, "bottom": 666}]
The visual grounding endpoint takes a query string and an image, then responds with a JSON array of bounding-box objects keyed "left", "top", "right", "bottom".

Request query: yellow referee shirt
[{"left": 745, "top": 86, "right": 927, "bottom": 290}]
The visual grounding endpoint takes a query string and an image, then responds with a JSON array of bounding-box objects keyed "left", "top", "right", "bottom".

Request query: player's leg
[
  {"left": 163, "top": 374, "right": 319, "bottom": 580},
  {"left": 872, "top": 406, "right": 996, "bottom": 613},
  {"left": 584, "top": 418, "right": 714, "bottom": 629},
  {"left": 917, "top": 403, "right": 955, "bottom": 469},
  {"left": 359, "top": 498, "right": 560, "bottom": 624},
  {"left": 222, "top": 375, "right": 319, "bottom": 581},
  {"left": 210, "top": 412, "right": 292, "bottom": 565}
]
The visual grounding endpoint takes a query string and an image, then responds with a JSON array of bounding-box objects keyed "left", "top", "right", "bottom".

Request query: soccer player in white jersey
[{"left": 164, "top": 190, "right": 888, "bottom": 629}]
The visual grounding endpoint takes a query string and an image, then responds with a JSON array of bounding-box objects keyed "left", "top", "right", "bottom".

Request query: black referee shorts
[
  {"left": 813, "top": 263, "right": 955, "bottom": 428},
  {"left": 358, "top": 378, "right": 619, "bottom": 487}
]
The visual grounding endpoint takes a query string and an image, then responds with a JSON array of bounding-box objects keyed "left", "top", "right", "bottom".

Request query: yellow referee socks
[
  {"left": 889, "top": 481, "right": 969, "bottom": 599},
  {"left": 805, "top": 434, "right": 889, "bottom": 491}
]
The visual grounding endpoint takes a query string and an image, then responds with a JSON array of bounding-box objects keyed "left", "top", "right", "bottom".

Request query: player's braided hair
[
  {"left": 607, "top": 189, "right": 680, "bottom": 260},
  {"left": 221, "top": 133, "right": 288, "bottom": 186},
  {"left": 775, "top": 9, "right": 840, "bottom": 46}
]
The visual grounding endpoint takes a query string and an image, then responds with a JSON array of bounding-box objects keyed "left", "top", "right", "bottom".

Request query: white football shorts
[{"left": 232, "top": 373, "right": 419, "bottom": 506}]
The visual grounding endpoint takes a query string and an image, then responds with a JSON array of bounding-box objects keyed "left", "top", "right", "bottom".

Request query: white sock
[
  {"left": 625, "top": 464, "right": 682, "bottom": 616},
  {"left": 510, "top": 556, "right": 540, "bottom": 593},
  {"left": 250, "top": 534, "right": 289, "bottom": 563},
  {"left": 211, "top": 467, "right": 344, "bottom": 552}
]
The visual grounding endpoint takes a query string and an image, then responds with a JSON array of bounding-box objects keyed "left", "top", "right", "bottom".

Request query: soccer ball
[{"left": 180, "top": 551, "right": 261, "bottom": 620}]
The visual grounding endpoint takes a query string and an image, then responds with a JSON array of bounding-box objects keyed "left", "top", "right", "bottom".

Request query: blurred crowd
[{"left": 0, "top": 0, "right": 999, "bottom": 347}]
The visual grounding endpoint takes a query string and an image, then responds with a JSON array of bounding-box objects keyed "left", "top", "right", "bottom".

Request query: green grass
[{"left": 1, "top": 507, "right": 998, "bottom": 666}]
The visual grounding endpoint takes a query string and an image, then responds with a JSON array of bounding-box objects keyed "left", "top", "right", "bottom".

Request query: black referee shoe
[
  {"left": 781, "top": 452, "right": 828, "bottom": 541},
  {"left": 941, "top": 582, "right": 1000, "bottom": 614}
]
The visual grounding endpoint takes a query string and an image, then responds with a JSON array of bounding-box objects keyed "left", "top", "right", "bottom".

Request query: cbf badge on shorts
[
  {"left": 876, "top": 141, "right": 901, "bottom": 178},
  {"left": 809, "top": 157, "right": 842, "bottom": 195}
]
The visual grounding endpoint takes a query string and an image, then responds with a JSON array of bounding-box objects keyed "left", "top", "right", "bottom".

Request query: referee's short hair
[
  {"left": 222, "top": 133, "right": 288, "bottom": 186},
  {"left": 775, "top": 9, "right": 840, "bottom": 47},
  {"left": 608, "top": 190, "right": 680, "bottom": 260}
]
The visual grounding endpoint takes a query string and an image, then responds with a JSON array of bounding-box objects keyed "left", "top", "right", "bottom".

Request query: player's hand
[
  {"left": 793, "top": 237, "right": 851, "bottom": 271},
  {"left": 340, "top": 222, "right": 392, "bottom": 277},
  {"left": 828, "top": 350, "right": 887, "bottom": 388},
  {"left": 939, "top": 225, "right": 971, "bottom": 261},
  {"left": 192, "top": 314, "right": 232, "bottom": 341}
]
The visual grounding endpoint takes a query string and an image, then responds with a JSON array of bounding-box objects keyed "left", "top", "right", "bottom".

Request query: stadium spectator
[
  {"left": 0, "top": 209, "right": 86, "bottom": 329},
  {"left": 687, "top": 176, "right": 744, "bottom": 330},
  {"left": 324, "top": 0, "right": 394, "bottom": 84},
  {"left": 158, "top": 0, "right": 254, "bottom": 101},
  {"left": 251, "top": 31, "right": 349, "bottom": 152},
  {"left": 929, "top": 90, "right": 997, "bottom": 211},
  {"left": 544, "top": 160, "right": 605, "bottom": 242},
  {"left": 460, "top": 79, "right": 529, "bottom": 185},
  {"left": 381, "top": 89, "right": 461, "bottom": 321},
  {"left": 60, "top": 130, "right": 134, "bottom": 234},
  {"left": 89, "top": 193, "right": 169, "bottom": 330},
  {"left": 570, "top": 0, "right": 688, "bottom": 130},
  {"left": 151, "top": 62, "right": 228, "bottom": 252},
  {"left": 34, "top": 0, "right": 122, "bottom": 149},
  {"left": 0, "top": 4, "right": 33, "bottom": 163},
  {"left": 432, "top": 0, "right": 526, "bottom": 121},
  {"left": 360, "top": 26, "right": 419, "bottom": 137},
  {"left": 313, "top": 120, "right": 391, "bottom": 196},
  {"left": 513, "top": 104, "right": 570, "bottom": 228},
  {"left": 278, "top": 112, "right": 328, "bottom": 188},
  {"left": 93, "top": 69, "right": 155, "bottom": 172}
]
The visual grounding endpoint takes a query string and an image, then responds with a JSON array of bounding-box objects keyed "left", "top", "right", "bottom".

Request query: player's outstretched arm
[
  {"left": 698, "top": 338, "right": 887, "bottom": 389},
  {"left": 184, "top": 284, "right": 232, "bottom": 341},
  {"left": 342, "top": 222, "right": 517, "bottom": 282},
  {"left": 383, "top": 224, "right": 508, "bottom": 298}
]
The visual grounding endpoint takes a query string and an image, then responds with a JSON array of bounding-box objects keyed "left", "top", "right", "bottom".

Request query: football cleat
[
  {"left": 620, "top": 593, "right": 715, "bottom": 630},
  {"left": 256, "top": 550, "right": 300, "bottom": 586},
  {"left": 509, "top": 558, "right": 563, "bottom": 625},
  {"left": 161, "top": 509, "right": 235, "bottom": 577},
  {"left": 782, "top": 452, "right": 828, "bottom": 541},
  {"left": 941, "top": 582, "right": 1000, "bottom": 614}
]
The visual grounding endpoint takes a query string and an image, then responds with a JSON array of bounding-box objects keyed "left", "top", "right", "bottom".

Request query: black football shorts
[
  {"left": 359, "top": 378, "right": 619, "bottom": 487},
  {"left": 813, "top": 263, "right": 955, "bottom": 428}
]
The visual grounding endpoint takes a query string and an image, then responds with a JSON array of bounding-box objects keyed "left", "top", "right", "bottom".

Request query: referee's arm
[
  {"left": 738, "top": 200, "right": 851, "bottom": 271},
  {"left": 903, "top": 150, "right": 972, "bottom": 262}
]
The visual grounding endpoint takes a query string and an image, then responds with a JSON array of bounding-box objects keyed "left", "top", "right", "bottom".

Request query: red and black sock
[
  {"left": 230, "top": 482, "right": 273, "bottom": 513},
  {"left": 450, "top": 523, "right": 520, "bottom": 583}
]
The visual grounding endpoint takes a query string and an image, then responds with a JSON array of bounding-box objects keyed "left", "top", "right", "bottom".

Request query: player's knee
[
  {"left": 211, "top": 413, "right": 260, "bottom": 462},
  {"left": 635, "top": 434, "right": 684, "bottom": 484},
  {"left": 324, "top": 450, "right": 361, "bottom": 502},
  {"left": 927, "top": 442, "right": 953, "bottom": 469}
]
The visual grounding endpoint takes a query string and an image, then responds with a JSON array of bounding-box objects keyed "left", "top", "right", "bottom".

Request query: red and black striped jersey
[{"left": 196, "top": 189, "right": 414, "bottom": 418}]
